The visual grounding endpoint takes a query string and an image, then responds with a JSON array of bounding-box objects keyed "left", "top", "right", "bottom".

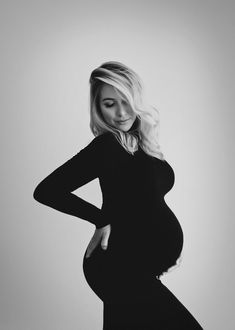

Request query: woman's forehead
[{"left": 100, "top": 84, "right": 126, "bottom": 101}]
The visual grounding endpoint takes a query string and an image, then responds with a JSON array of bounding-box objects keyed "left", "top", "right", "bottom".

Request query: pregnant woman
[{"left": 33, "top": 61, "right": 203, "bottom": 329}]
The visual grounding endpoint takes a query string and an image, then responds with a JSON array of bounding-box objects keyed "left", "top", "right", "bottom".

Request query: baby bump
[{"left": 83, "top": 213, "right": 183, "bottom": 293}]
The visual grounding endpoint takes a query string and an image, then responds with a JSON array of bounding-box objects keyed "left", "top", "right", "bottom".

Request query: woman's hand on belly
[{"left": 85, "top": 224, "right": 111, "bottom": 258}]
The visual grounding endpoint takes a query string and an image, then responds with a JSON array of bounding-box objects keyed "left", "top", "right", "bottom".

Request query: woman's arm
[{"left": 33, "top": 135, "right": 109, "bottom": 228}]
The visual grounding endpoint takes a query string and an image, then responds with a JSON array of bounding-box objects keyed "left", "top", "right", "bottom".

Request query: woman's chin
[{"left": 116, "top": 120, "right": 136, "bottom": 132}]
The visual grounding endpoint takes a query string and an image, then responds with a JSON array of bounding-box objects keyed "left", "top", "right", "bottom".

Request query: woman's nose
[{"left": 116, "top": 103, "right": 127, "bottom": 117}]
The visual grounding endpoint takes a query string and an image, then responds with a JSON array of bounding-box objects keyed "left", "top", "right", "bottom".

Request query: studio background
[{"left": 1, "top": 0, "right": 234, "bottom": 329}]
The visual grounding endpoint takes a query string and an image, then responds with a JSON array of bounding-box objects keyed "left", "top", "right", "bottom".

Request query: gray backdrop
[{"left": 1, "top": 0, "right": 234, "bottom": 329}]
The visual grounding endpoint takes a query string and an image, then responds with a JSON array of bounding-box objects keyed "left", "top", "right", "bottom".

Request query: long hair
[{"left": 89, "top": 61, "right": 165, "bottom": 160}]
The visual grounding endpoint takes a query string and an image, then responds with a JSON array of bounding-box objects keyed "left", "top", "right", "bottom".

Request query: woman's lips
[{"left": 116, "top": 119, "right": 130, "bottom": 124}]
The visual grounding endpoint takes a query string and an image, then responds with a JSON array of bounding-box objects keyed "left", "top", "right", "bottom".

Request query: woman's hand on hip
[{"left": 85, "top": 224, "right": 111, "bottom": 258}]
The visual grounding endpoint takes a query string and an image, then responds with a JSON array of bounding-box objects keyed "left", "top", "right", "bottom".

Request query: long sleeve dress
[{"left": 33, "top": 126, "right": 203, "bottom": 329}]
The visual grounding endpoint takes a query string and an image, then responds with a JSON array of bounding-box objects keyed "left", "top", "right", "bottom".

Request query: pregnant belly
[{"left": 83, "top": 206, "right": 184, "bottom": 298}]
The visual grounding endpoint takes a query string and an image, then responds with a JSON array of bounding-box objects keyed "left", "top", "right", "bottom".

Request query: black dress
[{"left": 33, "top": 127, "right": 203, "bottom": 329}]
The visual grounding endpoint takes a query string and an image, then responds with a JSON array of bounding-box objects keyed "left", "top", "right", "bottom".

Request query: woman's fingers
[
  {"left": 101, "top": 225, "right": 111, "bottom": 250},
  {"left": 100, "top": 232, "right": 109, "bottom": 250},
  {"left": 85, "top": 234, "right": 100, "bottom": 258},
  {"left": 85, "top": 243, "right": 96, "bottom": 258},
  {"left": 85, "top": 224, "right": 111, "bottom": 258}
]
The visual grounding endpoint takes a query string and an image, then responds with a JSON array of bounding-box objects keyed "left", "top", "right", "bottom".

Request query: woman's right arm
[{"left": 33, "top": 135, "right": 109, "bottom": 229}]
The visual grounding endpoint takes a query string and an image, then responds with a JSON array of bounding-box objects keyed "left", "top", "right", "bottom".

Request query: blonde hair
[{"left": 89, "top": 61, "right": 165, "bottom": 161}]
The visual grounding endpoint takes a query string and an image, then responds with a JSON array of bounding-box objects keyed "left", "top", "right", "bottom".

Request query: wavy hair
[{"left": 88, "top": 61, "right": 165, "bottom": 161}]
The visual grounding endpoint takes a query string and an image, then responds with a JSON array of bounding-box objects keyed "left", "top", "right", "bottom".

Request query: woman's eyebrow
[{"left": 102, "top": 98, "right": 115, "bottom": 101}]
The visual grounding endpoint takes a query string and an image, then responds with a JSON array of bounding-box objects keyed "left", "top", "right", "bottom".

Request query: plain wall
[{"left": 1, "top": 0, "right": 235, "bottom": 329}]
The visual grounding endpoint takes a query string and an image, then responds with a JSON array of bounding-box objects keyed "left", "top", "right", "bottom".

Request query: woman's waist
[{"left": 101, "top": 199, "right": 177, "bottom": 220}]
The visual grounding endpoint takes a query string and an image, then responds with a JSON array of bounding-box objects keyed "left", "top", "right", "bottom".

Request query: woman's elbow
[
  {"left": 33, "top": 180, "right": 64, "bottom": 204},
  {"left": 33, "top": 183, "right": 50, "bottom": 203}
]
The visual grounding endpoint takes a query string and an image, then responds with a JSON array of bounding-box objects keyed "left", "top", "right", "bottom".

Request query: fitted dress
[{"left": 33, "top": 125, "right": 203, "bottom": 329}]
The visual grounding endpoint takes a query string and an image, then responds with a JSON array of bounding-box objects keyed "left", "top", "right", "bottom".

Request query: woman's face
[{"left": 99, "top": 84, "right": 137, "bottom": 132}]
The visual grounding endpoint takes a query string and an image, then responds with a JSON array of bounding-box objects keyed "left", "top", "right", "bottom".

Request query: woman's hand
[{"left": 85, "top": 224, "right": 111, "bottom": 258}]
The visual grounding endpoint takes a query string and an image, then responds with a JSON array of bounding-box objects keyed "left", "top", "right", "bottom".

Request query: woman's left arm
[{"left": 33, "top": 135, "right": 110, "bottom": 229}]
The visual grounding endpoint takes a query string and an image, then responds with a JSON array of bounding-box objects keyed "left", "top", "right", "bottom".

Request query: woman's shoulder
[
  {"left": 92, "top": 131, "right": 116, "bottom": 145},
  {"left": 83, "top": 132, "right": 116, "bottom": 153}
]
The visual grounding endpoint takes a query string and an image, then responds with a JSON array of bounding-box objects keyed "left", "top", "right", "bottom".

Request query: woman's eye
[{"left": 104, "top": 103, "right": 114, "bottom": 108}]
